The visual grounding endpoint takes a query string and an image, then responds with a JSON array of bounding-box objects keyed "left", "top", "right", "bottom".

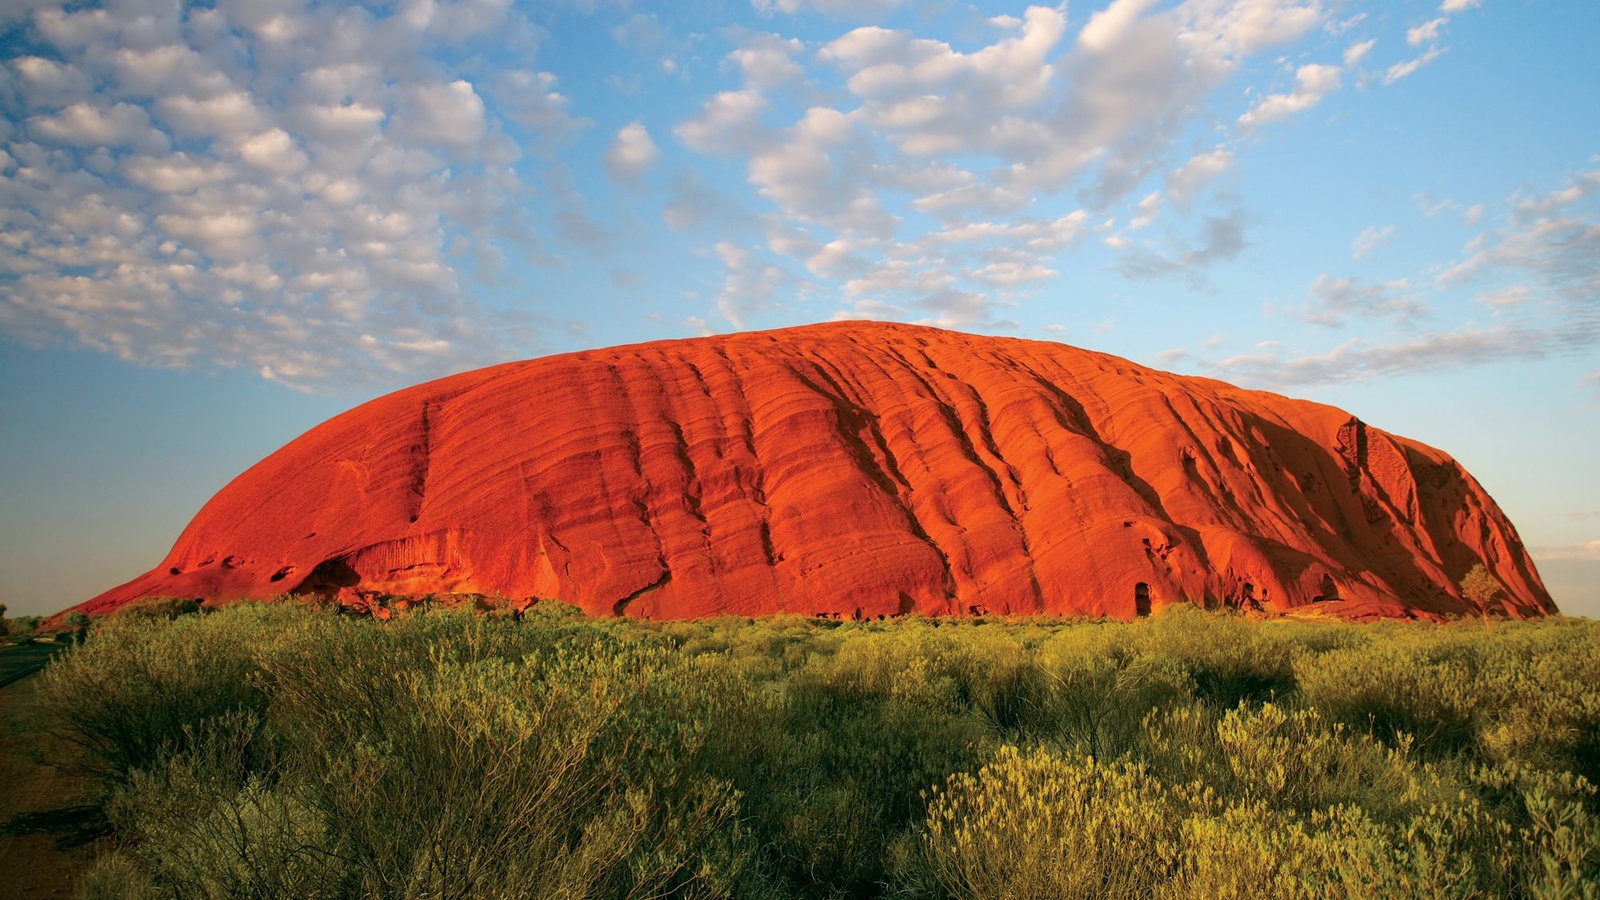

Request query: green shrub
[
  {"left": 39, "top": 603, "right": 1600, "bottom": 899},
  {"left": 911, "top": 745, "right": 1191, "bottom": 898},
  {"left": 110, "top": 597, "right": 203, "bottom": 620},
  {"left": 38, "top": 607, "right": 274, "bottom": 783}
]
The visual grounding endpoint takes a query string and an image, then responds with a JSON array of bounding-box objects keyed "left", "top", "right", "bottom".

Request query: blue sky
[{"left": 1, "top": 0, "right": 1596, "bottom": 618}]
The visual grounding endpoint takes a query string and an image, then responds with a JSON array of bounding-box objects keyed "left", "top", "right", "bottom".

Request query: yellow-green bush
[
  {"left": 36, "top": 604, "right": 1600, "bottom": 899},
  {"left": 914, "top": 745, "right": 1191, "bottom": 898}
]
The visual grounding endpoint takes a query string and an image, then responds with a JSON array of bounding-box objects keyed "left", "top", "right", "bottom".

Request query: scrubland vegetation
[{"left": 30, "top": 600, "right": 1600, "bottom": 898}]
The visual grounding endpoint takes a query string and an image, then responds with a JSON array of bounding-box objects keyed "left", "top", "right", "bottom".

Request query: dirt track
[
  {"left": 0, "top": 659, "right": 101, "bottom": 898},
  {"left": 0, "top": 642, "right": 66, "bottom": 689}
]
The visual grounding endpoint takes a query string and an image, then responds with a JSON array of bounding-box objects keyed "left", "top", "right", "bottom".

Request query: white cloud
[
  {"left": 1477, "top": 286, "right": 1532, "bottom": 308},
  {"left": 603, "top": 122, "right": 658, "bottom": 184},
  {"left": 820, "top": 6, "right": 1067, "bottom": 160},
  {"left": 0, "top": 0, "right": 578, "bottom": 390},
  {"left": 10, "top": 55, "right": 92, "bottom": 106},
  {"left": 1237, "top": 63, "right": 1340, "bottom": 131},
  {"left": 1342, "top": 38, "right": 1375, "bottom": 67},
  {"left": 1439, "top": 0, "right": 1480, "bottom": 11},
  {"left": 1529, "top": 540, "right": 1600, "bottom": 562},
  {"left": 154, "top": 91, "right": 264, "bottom": 139},
  {"left": 1178, "top": 0, "right": 1327, "bottom": 57},
  {"left": 395, "top": 80, "right": 487, "bottom": 150},
  {"left": 677, "top": 0, "right": 1332, "bottom": 324},
  {"left": 730, "top": 34, "right": 806, "bottom": 89},
  {"left": 1166, "top": 147, "right": 1234, "bottom": 211},
  {"left": 1297, "top": 274, "right": 1426, "bottom": 326},
  {"left": 234, "top": 128, "right": 307, "bottom": 175},
  {"left": 751, "top": 0, "right": 908, "bottom": 19},
  {"left": 711, "top": 240, "right": 801, "bottom": 327},
  {"left": 1407, "top": 17, "right": 1446, "bottom": 47},
  {"left": 1438, "top": 168, "right": 1600, "bottom": 306},
  {"left": 662, "top": 169, "right": 755, "bottom": 232},
  {"left": 120, "top": 153, "right": 235, "bottom": 193},
  {"left": 496, "top": 70, "right": 587, "bottom": 144},
  {"left": 1208, "top": 319, "right": 1599, "bottom": 389},
  {"left": 1078, "top": 0, "right": 1162, "bottom": 54},
  {"left": 1384, "top": 47, "right": 1442, "bottom": 84},
  {"left": 970, "top": 260, "right": 1057, "bottom": 287},
  {"left": 1113, "top": 209, "right": 1249, "bottom": 285},
  {"left": 675, "top": 90, "right": 769, "bottom": 156},
  {"left": 28, "top": 102, "right": 168, "bottom": 152},
  {"left": 1351, "top": 224, "right": 1394, "bottom": 259},
  {"left": 1129, "top": 191, "right": 1161, "bottom": 229}
]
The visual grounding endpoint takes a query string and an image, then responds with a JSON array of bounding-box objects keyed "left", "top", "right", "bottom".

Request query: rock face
[{"left": 79, "top": 322, "right": 1553, "bottom": 620}]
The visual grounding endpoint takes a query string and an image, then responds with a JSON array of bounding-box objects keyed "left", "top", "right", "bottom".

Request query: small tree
[
  {"left": 1460, "top": 563, "right": 1502, "bottom": 624},
  {"left": 63, "top": 610, "right": 90, "bottom": 644}
]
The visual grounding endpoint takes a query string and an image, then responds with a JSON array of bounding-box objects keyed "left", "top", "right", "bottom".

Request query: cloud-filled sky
[{"left": 1, "top": 0, "right": 1596, "bottom": 617}]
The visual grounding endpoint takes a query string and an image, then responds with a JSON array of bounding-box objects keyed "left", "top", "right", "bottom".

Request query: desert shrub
[
  {"left": 908, "top": 744, "right": 1192, "bottom": 898},
  {"left": 110, "top": 597, "right": 203, "bottom": 620},
  {"left": 74, "top": 851, "right": 163, "bottom": 900},
  {"left": 38, "top": 605, "right": 279, "bottom": 783},
  {"left": 1030, "top": 626, "right": 1193, "bottom": 759},
  {"left": 289, "top": 646, "right": 750, "bottom": 899},
  {"left": 4, "top": 612, "right": 43, "bottom": 638},
  {"left": 76, "top": 612, "right": 755, "bottom": 899},
  {"left": 1141, "top": 605, "right": 1296, "bottom": 707},
  {"left": 1293, "top": 627, "right": 1479, "bottom": 757},
  {"left": 1209, "top": 703, "right": 1414, "bottom": 817},
  {"left": 44, "top": 603, "right": 1600, "bottom": 899},
  {"left": 1520, "top": 777, "right": 1600, "bottom": 898},
  {"left": 103, "top": 710, "right": 342, "bottom": 899},
  {"left": 1294, "top": 617, "right": 1600, "bottom": 787},
  {"left": 1466, "top": 620, "right": 1600, "bottom": 788},
  {"left": 718, "top": 624, "right": 991, "bottom": 896}
]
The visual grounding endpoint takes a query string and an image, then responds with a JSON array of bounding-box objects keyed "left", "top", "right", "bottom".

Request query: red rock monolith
[{"left": 76, "top": 322, "right": 1554, "bottom": 620}]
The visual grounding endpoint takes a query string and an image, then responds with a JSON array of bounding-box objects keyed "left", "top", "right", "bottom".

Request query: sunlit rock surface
[{"left": 79, "top": 322, "right": 1554, "bottom": 620}]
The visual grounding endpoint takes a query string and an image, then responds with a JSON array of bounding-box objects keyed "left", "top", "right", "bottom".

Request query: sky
[{"left": 0, "top": 0, "right": 1596, "bottom": 619}]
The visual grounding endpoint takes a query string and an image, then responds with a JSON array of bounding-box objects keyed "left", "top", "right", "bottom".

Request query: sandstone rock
[{"left": 76, "top": 322, "right": 1554, "bottom": 620}]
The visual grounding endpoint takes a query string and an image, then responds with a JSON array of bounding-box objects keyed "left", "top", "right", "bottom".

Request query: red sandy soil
[
  {"left": 0, "top": 669, "right": 100, "bottom": 899},
  {"left": 77, "top": 321, "right": 1552, "bottom": 621}
]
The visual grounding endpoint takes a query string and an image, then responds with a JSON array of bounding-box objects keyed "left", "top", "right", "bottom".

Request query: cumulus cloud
[
  {"left": 1237, "top": 63, "right": 1340, "bottom": 131},
  {"left": 730, "top": 34, "right": 807, "bottom": 90},
  {"left": 1190, "top": 163, "right": 1600, "bottom": 389},
  {"left": 0, "top": 0, "right": 581, "bottom": 390},
  {"left": 1351, "top": 224, "right": 1394, "bottom": 259},
  {"left": 751, "top": 0, "right": 909, "bottom": 19},
  {"left": 1342, "top": 38, "right": 1375, "bottom": 67},
  {"left": 1437, "top": 167, "right": 1600, "bottom": 307},
  {"left": 678, "top": 0, "right": 1327, "bottom": 325},
  {"left": 603, "top": 122, "right": 659, "bottom": 184},
  {"left": 1406, "top": 17, "right": 1447, "bottom": 47},
  {"left": 1384, "top": 1, "right": 1472, "bottom": 87},
  {"left": 1112, "top": 209, "right": 1250, "bottom": 285},
  {"left": 1166, "top": 147, "right": 1234, "bottom": 211},
  {"left": 712, "top": 240, "right": 803, "bottom": 327},
  {"left": 1297, "top": 274, "right": 1426, "bottom": 326},
  {"left": 675, "top": 89, "right": 770, "bottom": 156}
]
